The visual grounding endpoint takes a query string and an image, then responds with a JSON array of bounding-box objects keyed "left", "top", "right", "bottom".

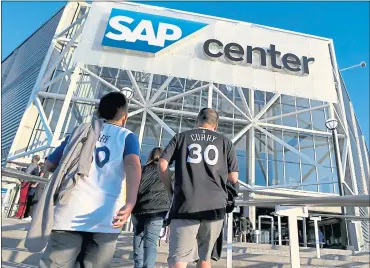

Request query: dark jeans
[{"left": 132, "top": 213, "right": 166, "bottom": 268}]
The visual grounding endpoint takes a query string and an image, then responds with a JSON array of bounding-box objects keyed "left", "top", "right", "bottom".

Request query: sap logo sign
[{"left": 102, "top": 8, "right": 208, "bottom": 54}]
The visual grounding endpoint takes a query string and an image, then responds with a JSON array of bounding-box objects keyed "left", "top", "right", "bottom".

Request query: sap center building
[{"left": 2, "top": 2, "right": 369, "bottom": 251}]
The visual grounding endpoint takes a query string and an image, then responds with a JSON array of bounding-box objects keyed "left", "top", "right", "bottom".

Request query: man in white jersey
[{"left": 41, "top": 92, "right": 141, "bottom": 268}]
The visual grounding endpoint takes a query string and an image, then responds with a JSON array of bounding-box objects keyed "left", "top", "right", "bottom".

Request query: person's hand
[{"left": 112, "top": 203, "right": 135, "bottom": 229}]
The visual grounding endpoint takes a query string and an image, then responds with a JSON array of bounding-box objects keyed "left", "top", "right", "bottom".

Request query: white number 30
[{"left": 187, "top": 143, "right": 219, "bottom": 166}]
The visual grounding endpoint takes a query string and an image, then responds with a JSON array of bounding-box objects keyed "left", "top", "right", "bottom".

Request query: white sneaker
[{"left": 23, "top": 216, "right": 32, "bottom": 221}]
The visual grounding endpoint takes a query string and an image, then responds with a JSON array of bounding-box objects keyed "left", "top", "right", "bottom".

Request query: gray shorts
[
  {"left": 168, "top": 219, "right": 224, "bottom": 265},
  {"left": 40, "top": 231, "right": 119, "bottom": 268}
]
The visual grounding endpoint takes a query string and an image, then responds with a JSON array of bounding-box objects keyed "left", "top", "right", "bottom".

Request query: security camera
[{"left": 360, "top": 61, "right": 366, "bottom": 68}]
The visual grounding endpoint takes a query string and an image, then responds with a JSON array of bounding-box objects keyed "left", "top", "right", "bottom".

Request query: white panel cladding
[
  {"left": 1, "top": 9, "right": 64, "bottom": 166},
  {"left": 74, "top": 2, "right": 337, "bottom": 103}
]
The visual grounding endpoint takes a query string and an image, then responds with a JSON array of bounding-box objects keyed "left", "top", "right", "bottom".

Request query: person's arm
[
  {"left": 227, "top": 141, "right": 239, "bottom": 184},
  {"left": 159, "top": 135, "right": 178, "bottom": 197},
  {"left": 45, "top": 136, "right": 70, "bottom": 172},
  {"left": 113, "top": 133, "right": 141, "bottom": 229},
  {"left": 159, "top": 159, "right": 172, "bottom": 197}
]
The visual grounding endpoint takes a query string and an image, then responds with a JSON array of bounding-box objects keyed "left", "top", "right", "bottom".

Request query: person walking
[
  {"left": 15, "top": 155, "right": 40, "bottom": 219},
  {"left": 132, "top": 147, "right": 171, "bottom": 268},
  {"left": 34, "top": 92, "right": 142, "bottom": 268},
  {"left": 159, "top": 108, "right": 239, "bottom": 268}
]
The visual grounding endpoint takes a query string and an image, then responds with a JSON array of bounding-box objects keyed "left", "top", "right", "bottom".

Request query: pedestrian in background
[{"left": 132, "top": 147, "right": 171, "bottom": 268}]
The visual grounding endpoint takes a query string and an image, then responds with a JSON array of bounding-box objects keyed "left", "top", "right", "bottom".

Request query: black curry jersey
[{"left": 161, "top": 128, "right": 238, "bottom": 220}]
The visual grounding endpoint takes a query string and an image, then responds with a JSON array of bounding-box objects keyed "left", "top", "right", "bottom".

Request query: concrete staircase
[{"left": 2, "top": 218, "right": 370, "bottom": 267}]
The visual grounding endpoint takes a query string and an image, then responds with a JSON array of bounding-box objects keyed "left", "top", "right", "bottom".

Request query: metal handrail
[
  {"left": 1, "top": 168, "right": 49, "bottom": 184},
  {"left": 235, "top": 194, "right": 370, "bottom": 207}
]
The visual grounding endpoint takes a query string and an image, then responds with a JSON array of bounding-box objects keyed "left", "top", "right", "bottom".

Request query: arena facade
[{"left": 2, "top": 2, "right": 369, "bottom": 251}]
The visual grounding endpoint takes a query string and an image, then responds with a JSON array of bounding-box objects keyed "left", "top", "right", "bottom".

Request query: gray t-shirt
[{"left": 25, "top": 163, "right": 39, "bottom": 176}]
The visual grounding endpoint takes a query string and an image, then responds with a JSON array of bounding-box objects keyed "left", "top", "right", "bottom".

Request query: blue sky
[{"left": 2, "top": 1, "right": 369, "bottom": 143}]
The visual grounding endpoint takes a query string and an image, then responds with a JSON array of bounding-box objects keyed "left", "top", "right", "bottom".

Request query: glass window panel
[
  {"left": 301, "top": 164, "right": 318, "bottom": 192},
  {"left": 160, "top": 115, "right": 180, "bottom": 147},
  {"left": 180, "top": 117, "right": 196, "bottom": 132},
  {"left": 218, "top": 122, "right": 234, "bottom": 140},
  {"left": 254, "top": 90, "right": 265, "bottom": 115},
  {"left": 285, "top": 162, "right": 301, "bottom": 184},
  {"left": 142, "top": 115, "right": 161, "bottom": 146},
  {"left": 314, "top": 136, "right": 332, "bottom": 167},
  {"left": 299, "top": 134, "right": 315, "bottom": 165},
  {"left": 311, "top": 109, "right": 327, "bottom": 131},
  {"left": 268, "top": 160, "right": 284, "bottom": 185},
  {"left": 216, "top": 93, "right": 234, "bottom": 118},
  {"left": 234, "top": 135, "right": 247, "bottom": 157},
  {"left": 318, "top": 167, "right": 337, "bottom": 182},
  {"left": 296, "top": 97, "right": 310, "bottom": 109},
  {"left": 124, "top": 113, "right": 141, "bottom": 137},
  {"left": 255, "top": 159, "right": 267, "bottom": 186},
  {"left": 282, "top": 102, "right": 297, "bottom": 127},
  {"left": 320, "top": 183, "right": 335, "bottom": 194},
  {"left": 310, "top": 100, "right": 324, "bottom": 107},
  {"left": 183, "top": 92, "right": 201, "bottom": 112},
  {"left": 266, "top": 130, "right": 284, "bottom": 161},
  {"left": 283, "top": 132, "right": 300, "bottom": 163},
  {"left": 255, "top": 131, "right": 267, "bottom": 159},
  {"left": 140, "top": 144, "right": 154, "bottom": 164},
  {"left": 317, "top": 167, "right": 336, "bottom": 194},
  {"left": 263, "top": 103, "right": 282, "bottom": 125},
  {"left": 238, "top": 157, "right": 247, "bottom": 183},
  {"left": 297, "top": 111, "right": 312, "bottom": 129}
]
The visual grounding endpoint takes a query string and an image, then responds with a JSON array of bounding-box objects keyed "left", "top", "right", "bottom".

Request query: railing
[{"left": 2, "top": 168, "right": 369, "bottom": 267}]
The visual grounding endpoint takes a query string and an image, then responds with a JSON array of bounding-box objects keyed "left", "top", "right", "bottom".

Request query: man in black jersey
[{"left": 159, "top": 108, "right": 239, "bottom": 268}]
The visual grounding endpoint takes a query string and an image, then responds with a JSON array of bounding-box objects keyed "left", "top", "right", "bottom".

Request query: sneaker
[{"left": 23, "top": 216, "right": 32, "bottom": 221}]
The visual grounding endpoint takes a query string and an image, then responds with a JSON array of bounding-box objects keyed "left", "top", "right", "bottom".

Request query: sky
[{"left": 2, "top": 1, "right": 369, "bottom": 143}]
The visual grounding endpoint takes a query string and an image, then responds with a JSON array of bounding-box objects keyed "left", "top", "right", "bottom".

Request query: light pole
[
  {"left": 340, "top": 61, "right": 366, "bottom": 72},
  {"left": 325, "top": 118, "right": 349, "bottom": 247}
]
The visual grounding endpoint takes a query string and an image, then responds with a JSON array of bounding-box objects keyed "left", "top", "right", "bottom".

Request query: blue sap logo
[{"left": 102, "top": 9, "right": 208, "bottom": 54}]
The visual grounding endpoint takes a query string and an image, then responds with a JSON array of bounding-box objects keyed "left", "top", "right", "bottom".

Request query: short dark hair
[
  {"left": 32, "top": 155, "right": 40, "bottom": 162},
  {"left": 98, "top": 92, "right": 128, "bottom": 120},
  {"left": 196, "top": 108, "right": 219, "bottom": 127}
]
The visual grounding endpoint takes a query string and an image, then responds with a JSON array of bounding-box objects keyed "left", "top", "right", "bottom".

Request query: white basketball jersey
[{"left": 53, "top": 123, "right": 133, "bottom": 233}]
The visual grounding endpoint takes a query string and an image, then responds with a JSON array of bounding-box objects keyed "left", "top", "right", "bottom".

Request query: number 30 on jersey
[{"left": 187, "top": 143, "right": 219, "bottom": 166}]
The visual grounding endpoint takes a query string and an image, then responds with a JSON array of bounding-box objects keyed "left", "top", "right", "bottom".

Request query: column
[
  {"left": 278, "top": 215, "right": 282, "bottom": 246},
  {"left": 311, "top": 217, "right": 321, "bottom": 259},
  {"left": 288, "top": 215, "right": 300, "bottom": 268},
  {"left": 303, "top": 217, "right": 308, "bottom": 247}
]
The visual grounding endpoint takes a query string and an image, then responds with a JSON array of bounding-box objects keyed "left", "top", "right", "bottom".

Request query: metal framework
[{"left": 5, "top": 1, "right": 369, "bottom": 252}]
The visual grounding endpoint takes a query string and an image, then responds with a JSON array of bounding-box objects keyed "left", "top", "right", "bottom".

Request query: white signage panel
[{"left": 74, "top": 2, "right": 338, "bottom": 103}]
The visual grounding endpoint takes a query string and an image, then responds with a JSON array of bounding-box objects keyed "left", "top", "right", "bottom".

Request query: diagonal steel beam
[
  {"left": 149, "top": 76, "right": 174, "bottom": 104},
  {"left": 236, "top": 87, "right": 252, "bottom": 118},
  {"left": 41, "top": 17, "right": 86, "bottom": 86},
  {"left": 147, "top": 109, "right": 176, "bottom": 136},
  {"left": 40, "top": 67, "right": 76, "bottom": 90},
  {"left": 54, "top": 13, "right": 88, "bottom": 39},
  {"left": 80, "top": 66, "right": 144, "bottom": 107},
  {"left": 255, "top": 124, "right": 324, "bottom": 169},
  {"left": 151, "top": 84, "right": 209, "bottom": 107},
  {"left": 257, "top": 122, "right": 342, "bottom": 138},
  {"left": 232, "top": 124, "right": 252, "bottom": 143},
  {"left": 212, "top": 85, "right": 252, "bottom": 122},
  {"left": 34, "top": 97, "right": 53, "bottom": 143},
  {"left": 260, "top": 104, "right": 329, "bottom": 123},
  {"left": 126, "top": 70, "right": 146, "bottom": 104},
  {"left": 254, "top": 94, "right": 281, "bottom": 121}
]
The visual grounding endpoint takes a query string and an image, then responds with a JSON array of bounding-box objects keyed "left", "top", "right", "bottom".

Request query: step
[{"left": 2, "top": 218, "right": 369, "bottom": 267}]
